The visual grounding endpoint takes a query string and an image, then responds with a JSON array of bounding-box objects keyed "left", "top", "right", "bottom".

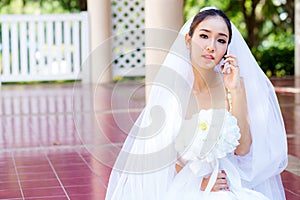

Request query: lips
[{"left": 202, "top": 54, "right": 215, "bottom": 60}]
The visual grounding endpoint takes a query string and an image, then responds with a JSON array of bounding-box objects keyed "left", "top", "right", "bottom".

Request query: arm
[
  {"left": 200, "top": 171, "right": 229, "bottom": 191},
  {"left": 230, "top": 79, "right": 252, "bottom": 155},
  {"left": 223, "top": 54, "right": 252, "bottom": 156}
]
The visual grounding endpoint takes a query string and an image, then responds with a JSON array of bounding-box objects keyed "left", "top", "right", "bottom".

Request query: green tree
[{"left": 0, "top": 0, "right": 87, "bottom": 14}]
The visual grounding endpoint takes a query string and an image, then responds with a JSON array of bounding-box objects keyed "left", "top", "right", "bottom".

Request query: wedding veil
[{"left": 105, "top": 7, "right": 288, "bottom": 200}]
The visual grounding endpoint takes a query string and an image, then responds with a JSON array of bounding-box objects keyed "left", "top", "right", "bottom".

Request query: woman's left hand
[
  {"left": 200, "top": 170, "right": 230, "bottom": 192},
  {"left": 221, "top": 54, "right": 241, "bottom": 90}
]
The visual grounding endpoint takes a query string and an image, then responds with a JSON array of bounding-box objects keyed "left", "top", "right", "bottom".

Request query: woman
[{"left": 105, "top": 8, "right": 287, "bottom": 200}]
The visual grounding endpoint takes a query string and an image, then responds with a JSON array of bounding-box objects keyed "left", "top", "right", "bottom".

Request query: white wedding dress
[
  {"left": 105, "top": 8, "right": 287, "bottom": 200},
  {"left": 166, "top": 109, "right": 269, "bottom": 200}
]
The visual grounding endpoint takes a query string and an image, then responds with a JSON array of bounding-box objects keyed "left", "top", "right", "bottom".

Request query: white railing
[{"left": 0, "top": 12, "right": 90, "bottom": 83}]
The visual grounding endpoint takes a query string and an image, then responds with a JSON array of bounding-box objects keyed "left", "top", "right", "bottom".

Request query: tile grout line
[
  {"left": 0, "top": 108, "right": 144, "bottom": 118},
  {"left": 0, "top": 143, "right": 124, "bottom": 154},
  {"left": 45, "top": 153, "right": 71, "bottom": 200},
  {"left": 76, "top": 149, "right": 108, "bottom": 189},
  {"left": 24, "top": 116, "right": 72, "bottom": 199},
  {"left": 284, "top": 188, "right": 300, "bottom": 197},
  {"left": 11, "top": 152, "right": 25, "bottom": 200},
  {"left": 286, "top": 134, "right": 300, "bottom": 138},
  {"left": 286, "top": 154, "right": 300, "bottom": 176}
]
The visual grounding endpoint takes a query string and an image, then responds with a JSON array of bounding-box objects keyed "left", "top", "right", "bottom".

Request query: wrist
[
  {"left": 229, "top": 86, "right": 243, "bottom": 95},
  {"left": 228, "top": 80, "right": 244, "bottom": 95}
]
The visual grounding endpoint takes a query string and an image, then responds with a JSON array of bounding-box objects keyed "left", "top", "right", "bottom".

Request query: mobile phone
[
  {"left": 223, "top": 47, "right": 231, "bottom": 74},
  {"left": 215, "top": 47, "right": 231, "bottom": 74},
  {"left": 215, "top": 57, "right": 225, "bottom": 73}
]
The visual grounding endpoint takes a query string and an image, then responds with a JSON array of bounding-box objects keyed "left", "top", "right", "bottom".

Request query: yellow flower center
[{"left": 198, "top": 122, "right": 207, "bottom": 131}]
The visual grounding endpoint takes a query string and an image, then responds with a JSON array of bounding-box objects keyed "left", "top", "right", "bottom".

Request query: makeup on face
[{"left": 188, "top": 17, "right": 230, "bottom": 70}]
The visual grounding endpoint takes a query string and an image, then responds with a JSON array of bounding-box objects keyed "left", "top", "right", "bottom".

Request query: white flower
[{"left": 177, "top": 109, "right": 241, "bottom": 163}]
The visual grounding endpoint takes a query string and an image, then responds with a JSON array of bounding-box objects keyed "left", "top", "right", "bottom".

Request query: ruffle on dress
[
  {"left": 169, "top": 109, "right": 269, "bottom": 200},
  {"left": 176, "top": 109, "right": 241, "bottom": 166}
]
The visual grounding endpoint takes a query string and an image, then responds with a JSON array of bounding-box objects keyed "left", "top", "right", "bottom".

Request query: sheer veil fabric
[{"left": 105, "top": 7, "right": 288, "bottom": 200}]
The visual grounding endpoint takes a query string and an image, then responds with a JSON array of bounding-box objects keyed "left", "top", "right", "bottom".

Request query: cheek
[
  {"left": 191, "top": 36, "right": 205, "bottom": 48},
  {"left": 217, "top": 45, "right": 228, "bottom": 58},
  {"left": 191, "top": 40, "right": 205, "bottom": 54}
]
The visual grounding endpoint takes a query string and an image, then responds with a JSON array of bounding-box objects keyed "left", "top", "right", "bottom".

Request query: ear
[{"left": 185, "top": 34, "right": 191, "bottom": 49}]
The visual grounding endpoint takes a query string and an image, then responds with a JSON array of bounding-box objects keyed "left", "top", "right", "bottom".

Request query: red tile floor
[{"left": 0, "top": 77, "right": 299, "bottom": 199}]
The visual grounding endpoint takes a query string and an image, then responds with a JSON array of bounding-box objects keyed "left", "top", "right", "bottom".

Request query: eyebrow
[{"left": 199, "top": 28, "right": 228, "bottom": 38}]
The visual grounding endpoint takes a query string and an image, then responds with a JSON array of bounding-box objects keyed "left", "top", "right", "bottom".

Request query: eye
[
  {"left": 218, "top": 39, "right": 227, "bottom": 44},
  {"left": 199, "top": 34, "right": 208, "bottom": 39}
]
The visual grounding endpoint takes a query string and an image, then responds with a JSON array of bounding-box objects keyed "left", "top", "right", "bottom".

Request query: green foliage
[
  {"left": 254, "top": 47, "right": 294, "bottom": 77},
  {"left": 0, "top": 0, "right": 85, "bottom": 14},
  {"left": 114, "top": 76, "right": 145, "bottom": 83}
]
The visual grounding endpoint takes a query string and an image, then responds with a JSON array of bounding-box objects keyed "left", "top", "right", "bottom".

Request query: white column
[
  {"left": 87, "top": 0, "right": 112, "bottom": 83},
  {"left": 295, "top": 0, "right": 300, "bottom": 76},
  {"left": 145, "top": 0, "right": 184, "bottom": 98},
  {"left": 295, "top": 0, "right": 300, "bottom": 133}
]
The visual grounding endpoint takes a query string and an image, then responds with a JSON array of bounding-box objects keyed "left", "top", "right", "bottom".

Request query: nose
[
  {"left": 206, "top": 40, "right": 215, "bottom": 53},
  {"left": 206, "top": 46, "right": 214, "bottom": 52}
]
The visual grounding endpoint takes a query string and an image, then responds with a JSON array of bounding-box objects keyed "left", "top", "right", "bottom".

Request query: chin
[
  {"left": 193, "top": 61, "right": 216, "bottom": 71},
  {"left": 203, "top": 63, "right": 217, "bottom": 69}
]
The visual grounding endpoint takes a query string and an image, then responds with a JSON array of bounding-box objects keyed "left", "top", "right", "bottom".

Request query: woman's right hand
[{"left": 200, "top": 170, "right": 230, "bottom": 192}]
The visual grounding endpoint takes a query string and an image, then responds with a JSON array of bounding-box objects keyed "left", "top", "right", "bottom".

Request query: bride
[{"left": 105, "top": 7, "right": 288, "bottom": 200}]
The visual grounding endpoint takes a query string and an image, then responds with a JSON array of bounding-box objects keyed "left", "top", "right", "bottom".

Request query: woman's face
[{"left": 186, "top": 16, "right": 229, "bottom": 70}]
